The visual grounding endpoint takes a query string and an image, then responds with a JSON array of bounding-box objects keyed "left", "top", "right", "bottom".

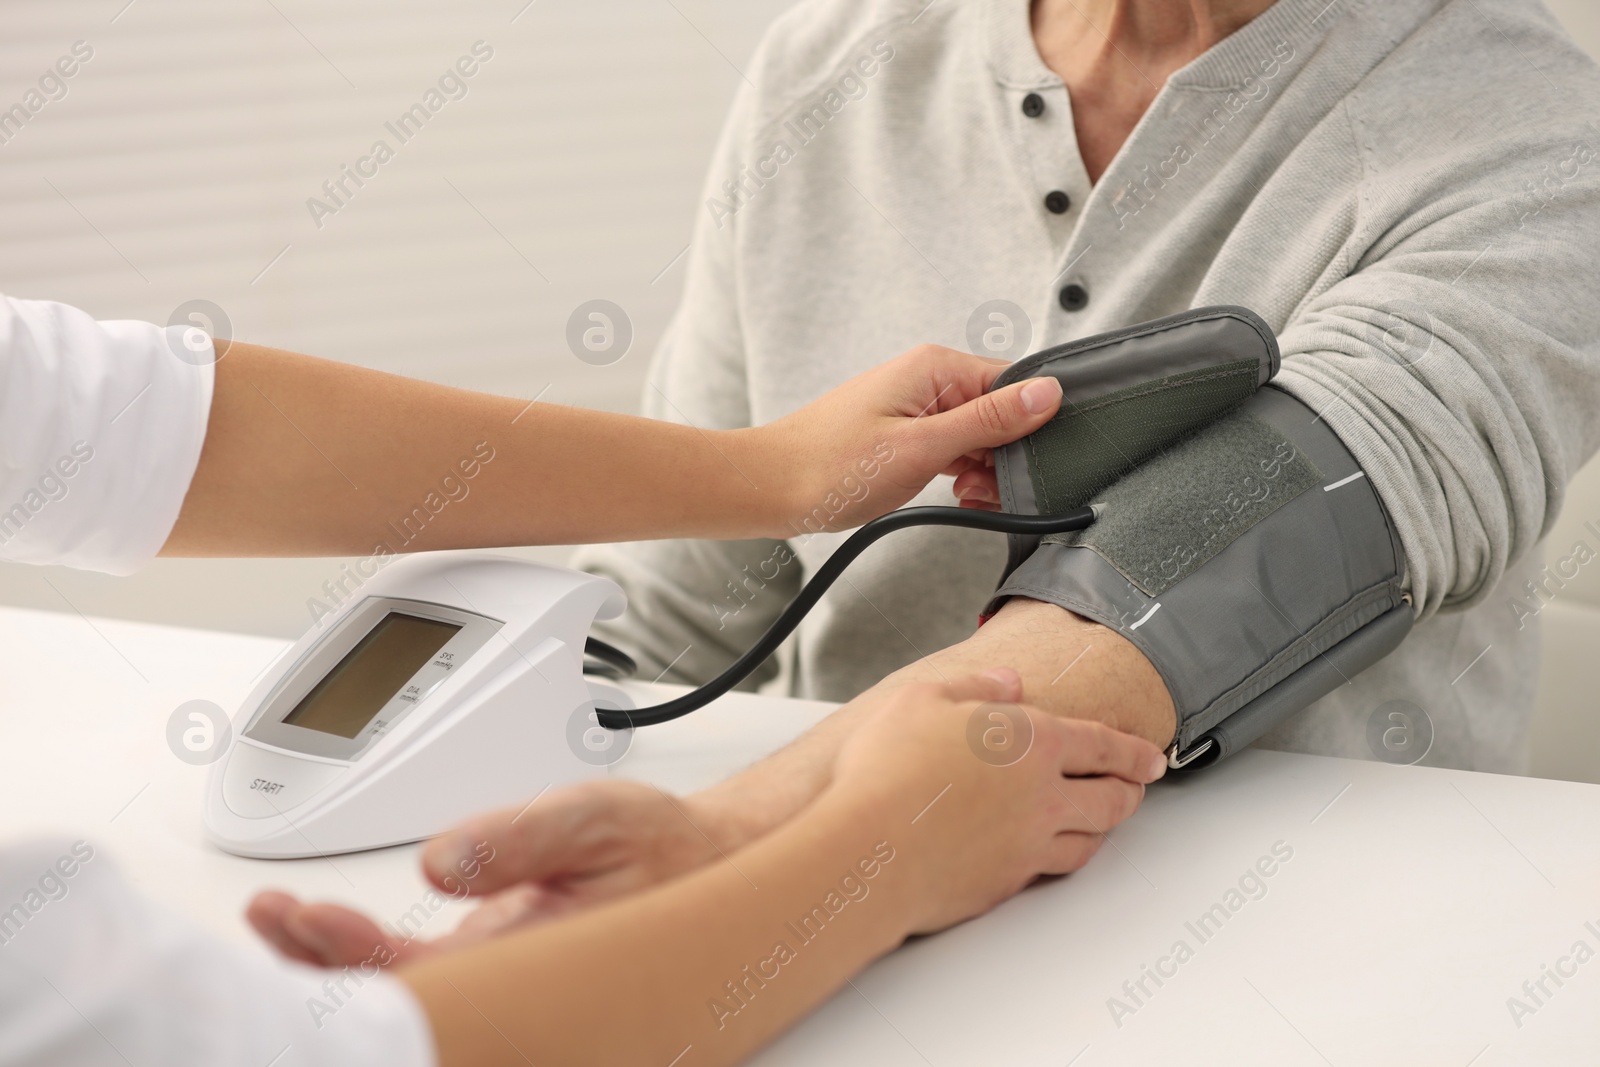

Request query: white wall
[
  {"left": 1547, "top": 0, "right": 1600, "bottom": 53},
  {"left": 1505, "top": 0, "right": 1600, "bottom": 612},
  {"left": 1526, "top": 0, "right": 1600, "bottom": 782},
  {"left": 0, "top": 0, "right": 794, "bottom": 637},
  {"left": 0, "top": 0, "right": 1595, "bottom": 640}
]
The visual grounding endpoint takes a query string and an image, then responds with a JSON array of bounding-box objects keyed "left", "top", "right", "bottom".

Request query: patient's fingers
[{"left": 1050, "top": 717, "right": 1167, "bottom": 783}]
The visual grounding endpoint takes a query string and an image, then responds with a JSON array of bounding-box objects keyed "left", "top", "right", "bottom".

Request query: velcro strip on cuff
[{"left": 1043, "top": 410, "right": 1322, "bottom": 596}]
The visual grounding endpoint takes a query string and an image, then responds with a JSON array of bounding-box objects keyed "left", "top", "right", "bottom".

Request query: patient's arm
[
  {"left": 894, "top": 598, "right": 1173, "bottom": 737},
  {"left": 693, "top": 597, "right": 1175, "bottom": 847},
  {"left": 249, "top": 655, "right": 1165, "bottom": 970}
]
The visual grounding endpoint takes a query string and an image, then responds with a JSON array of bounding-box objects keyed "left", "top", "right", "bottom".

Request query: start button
[{"left": 221, "top": 741, "right": 347, "bottom": 819}]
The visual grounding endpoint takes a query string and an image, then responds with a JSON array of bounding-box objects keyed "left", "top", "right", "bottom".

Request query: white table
[{"left": 1, "top": 605, "right": 1596, "bottom": 1065}]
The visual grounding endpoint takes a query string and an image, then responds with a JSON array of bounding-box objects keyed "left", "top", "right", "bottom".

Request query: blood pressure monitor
[{"left": 204, "top": 553, "right": 632, "bottom": 858}]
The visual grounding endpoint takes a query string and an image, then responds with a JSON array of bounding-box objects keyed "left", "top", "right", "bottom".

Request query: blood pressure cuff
[{"left": 985, "top": 308, "right": 1412, "bottom": 770}]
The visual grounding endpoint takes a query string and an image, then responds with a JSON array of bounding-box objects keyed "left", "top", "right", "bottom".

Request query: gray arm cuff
[{"left": 987, "top": 386, "right": 1411, "bottom": 769}]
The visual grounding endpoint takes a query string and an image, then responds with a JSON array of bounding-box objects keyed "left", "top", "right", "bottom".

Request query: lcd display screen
[{"left": 281, "top": 613, "right": 461, "bottom": 739}]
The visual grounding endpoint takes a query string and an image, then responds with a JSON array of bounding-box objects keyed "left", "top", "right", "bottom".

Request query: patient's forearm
[
  {"left": 695, "top": 597, "right": 1174, "bottom": 848},
  {"left": 886, "top": 598, "right": 1175, "bottom": 744}
]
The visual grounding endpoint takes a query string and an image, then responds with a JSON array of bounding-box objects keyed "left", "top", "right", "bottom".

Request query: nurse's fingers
[
  {"left": 1037, "top": 831, "right": 1108, "bottom": 876},
  {"left": 885, "top": 345, "right": 1013, "bottom": 413},
  {"left": 1049, "top": 717, "right": 1168, "bottom": 784},
  {"left": 421, "top": 779, "right": 712, "bottom": 897},
  {"left": 247, "top": 891, "right": 410, "bottom": 969},
  {"left": 280, "top": 902, "right": 414, "bottom": 968},
  {"left": 246, "top": 891, "right": 326, "bottom": 966},
  {"left": 936, "top": 667, "right": 1024, "bottom": 706},
  {"left": 1051, "top": 774, "right": 1147, "bottom": 837},
  {"left": 940, "top": 452, "right": 992, "bottom": 479},
  {"left": 950, "top": 466, "right": 1001, "bottom": 506},
  {"left": 915, "top": 376, "right": 1062, "bottom": 461},
  {"left": 449, "top": 883, "right": 549, "bottom": 936},
  {"left": 248, "top": 887, "right": 548, "bottom": 969}
]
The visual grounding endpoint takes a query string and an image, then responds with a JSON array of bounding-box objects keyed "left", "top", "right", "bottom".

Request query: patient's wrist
[
  {"left": 906, "top": 597, "right": 1177, "bottom": 747},
  {"left": 687, "top": 715, "right": 868, "bottom": 851}
]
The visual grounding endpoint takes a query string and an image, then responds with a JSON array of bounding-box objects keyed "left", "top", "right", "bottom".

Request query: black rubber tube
[
  {"left": 582, "top": 637, "right": 637, "bottom": 681},
  {"left": 596, "top": 505, "right": 1098, "bottom": 729}
]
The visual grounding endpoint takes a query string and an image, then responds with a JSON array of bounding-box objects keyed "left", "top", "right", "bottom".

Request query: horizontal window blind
[
  {"left": 0, "top": 0, "right": 791, "bottom": 637},
  {"left": 0, "top": 0, "right": 792, "bottom": 411}
]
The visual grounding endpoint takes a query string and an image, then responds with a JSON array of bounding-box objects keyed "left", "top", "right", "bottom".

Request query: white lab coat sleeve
[
  {"left": 0, "top": 838, "right": 437, "bottom": 1067},
  {"left": 0, "top": 296, "right": 214, "bottom": 574}
]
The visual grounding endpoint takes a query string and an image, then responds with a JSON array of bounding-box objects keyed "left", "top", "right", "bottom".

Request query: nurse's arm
[
  {"left": 396, "top": 676, "right": 1158, "bottom": 1067},
  {"left": 159, "top": 341, "right": 1061, "bottom": 556}
]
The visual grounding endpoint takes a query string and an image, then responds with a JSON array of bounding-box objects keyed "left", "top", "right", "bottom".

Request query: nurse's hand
[
  {"left": 247, "top": 675, "right": 1042, "bottom": 969},
  {"left": 827, "top": 678, "right": 1161, "bottom": 935},
  {"left": 752, "top": 345, "right": 1062, "bottom": 529},
  {"left": 247, "top": 671, "right": 1163, "bottom": 969},
  {"left": 246, "top": 780, "right": 728, "bottom": 968}
]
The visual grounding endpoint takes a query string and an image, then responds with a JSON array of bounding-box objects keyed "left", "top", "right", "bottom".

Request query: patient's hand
[{"left": 247, "top": 780, "right": 739, "bottom": 968}]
